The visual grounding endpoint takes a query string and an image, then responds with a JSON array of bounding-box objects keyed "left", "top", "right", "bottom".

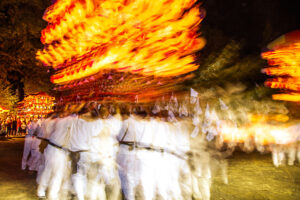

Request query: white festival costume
[
  {"left": 71, "top": 114, "right": 122, "bottom": 200},
  {"left": 70, "top": 116, "right": 103, "bottom": 200},
  {"left": 117, "top": 115, "right": 139, "bottom": 200},
  {"left": 118, "top": 114, "right": 191, "bottom": 200},
  {"left": 37, "top": 115, "right": 76, "bottom": 199},
  {"left": 102, "top": 114, "right": 122, "bottom": 200},
  {"left": 36, "top": 117, "right": 57, "bottom": 187},
  {"left": 21, "top": 121, "right": 38, "bottom": 170},
  {"left": 271, "top": 123, "right": 300, "bottom": 167}
]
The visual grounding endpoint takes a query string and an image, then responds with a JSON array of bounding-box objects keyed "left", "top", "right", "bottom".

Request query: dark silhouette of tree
[{"left": 0, "top": 0, "right": 53, "bottom": 99}]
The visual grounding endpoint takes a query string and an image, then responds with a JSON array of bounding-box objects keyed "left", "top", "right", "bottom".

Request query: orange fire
[
  {"left": 262, "top": 42, "right": 300, "bottom": 102},
  {"left": 37, "top": 0, "right": 205, "bottom": 85}
]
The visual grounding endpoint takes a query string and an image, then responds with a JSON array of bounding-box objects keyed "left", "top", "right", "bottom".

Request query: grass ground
[{"left": 0, "top": 137, "right": 299, "bottom": 200}]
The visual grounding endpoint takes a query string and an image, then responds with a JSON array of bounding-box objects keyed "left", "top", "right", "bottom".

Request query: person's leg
[
  {"left": 29, "top": 149, "right": 42, "bottom": 171},
  {"left": 117, "top": 149, "right": 137, "bottom": 200},
  {"left": 287, "top": 144, "right": 296, "bottom": 165},
  {"left": 104, "top": 166, "right": 121, "bottom": 200},
  {"left": 168, "top": 156, "right": 184, "bottom": 200},
  {"left": 22, "top": 136, "right": 32, "bottom": 170},
  {"left": 86, "top": 162, "right": 106, "bottom": 200},
  {"left": 272, "top": 145, "right": 280, "bottom": 167},
  {"left": 197, "top": 177, "right": 211, "bottom": 200},
  {"left": 37, "top": 146, "right": 56, "bottom": 197},
  {"left": 48, "top": 150, "right": 69, "bottom": 200},
  {"left": 72, "top": 152, "right": 89, "bottom": 200}
]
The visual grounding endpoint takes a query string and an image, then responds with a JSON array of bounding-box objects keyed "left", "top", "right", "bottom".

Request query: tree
[
  {"left": 0, "top": 80, "right": 18, "bottom": 110},
  {"left": 0, "top": 0, "right": 53, "bottom": 99}
]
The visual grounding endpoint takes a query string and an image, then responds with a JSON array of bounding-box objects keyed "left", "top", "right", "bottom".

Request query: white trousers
[
  {"left": 118, "top": 146, "right": 188, "bottom": 200},
  {"left": 37, "top": 145, "right": 70, "bottom": 199},
  {"left": 117, "top": 146, "right": 141, "bottom": 200},
  {"left": 72, "top": 151, "right": 121, "bottom": 200},
  {"left": 21, "top": 135, "right": 33, "bottom": 170}
]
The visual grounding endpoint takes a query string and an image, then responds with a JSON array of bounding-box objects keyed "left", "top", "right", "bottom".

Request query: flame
[
  {"left": 37, "top": 0, "right": 205, "bottom": 85},
  {"left": 262, "top": 42, "right": 300, "bottom": 102}
]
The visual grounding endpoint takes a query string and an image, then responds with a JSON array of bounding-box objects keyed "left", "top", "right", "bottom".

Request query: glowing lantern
[
  {"left": 37, "top": 0, "right": 206, "bottom": 103},
  {"left": 261, "top": 30, "right": 300, "bottom": 103},
  {"left": 17, "top": 92, "right": 55, "bottom": 117}
]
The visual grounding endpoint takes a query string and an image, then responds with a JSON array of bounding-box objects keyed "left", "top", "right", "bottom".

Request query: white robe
[
  {"left": 21, "top": 121, "right": 38, "bottom": 170},
  {"left": 37, "top": 115, "right": 76, "bottom": 199},
  {"left": 118, "top": 116, "right": 191, "bottom": 200},
  {"left": 36, "top": 118, "right": 57, "bottom": 185},
  {"left": 117, "top": 115, "right": 140, "bottom": 200},
  {"left": 71, "top": 117, "right": 104, "bottom": 200}
]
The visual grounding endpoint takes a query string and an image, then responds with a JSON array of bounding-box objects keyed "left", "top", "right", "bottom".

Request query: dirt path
[
  {"left": 0, "top": 138, "right": 299, "bottom": 200},
  {"left": 0, "top": 138, "right": 37, "bottom": 200},
  {"left": 211, "top": 151, "right": 300, "bottom": 200}
]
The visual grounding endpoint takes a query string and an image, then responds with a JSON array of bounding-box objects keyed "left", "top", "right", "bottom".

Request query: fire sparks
[
  {"left": 261, "top": 31, "right": 300, "bottom": 102},
  {"left": 37, "top": 0, "right": 205, "bottom": 86}
]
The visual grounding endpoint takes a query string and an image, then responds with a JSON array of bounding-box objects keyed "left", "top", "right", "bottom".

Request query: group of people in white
[
  {"left": 21, "top": 89, "right": 300, "bottom": 200},
  {"left": 21, "top": 93, "right": 228, "bottom": 200}
]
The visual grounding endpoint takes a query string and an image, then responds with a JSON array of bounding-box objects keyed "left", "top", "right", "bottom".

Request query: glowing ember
[
  {"left": 37, "top": 0, "right": 205, "bottom": 86},
  {"left": 261, "top": 31, "right": 300, "bottom": 102}
]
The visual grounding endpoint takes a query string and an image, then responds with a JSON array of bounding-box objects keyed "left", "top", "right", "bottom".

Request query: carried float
[
  {"left": 36, "top": 0, "right": 206, "bottom": 104},
  {"left": 17, "top": 92, "right": 55, "bottom": 118},
  {"left": 261, "top": 30, "right": 300, "bottom": 103}
]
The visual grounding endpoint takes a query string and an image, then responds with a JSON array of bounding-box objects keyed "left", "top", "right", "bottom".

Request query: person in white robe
[
  {"left": 135, "top": 112, "right": 157, "bottom": 200},
  {"left": 36, "top": 114, "right": 58, "bottom": 194},
  {"left": 189, "top": 95, "right": 228, "bottom": 200},
  {"left": 101, "top": 106, "right": 122, "bottom": 200},
  {"left": 37, "top": 112, "right": 76, "bottom": 199},
  {"left": 153, "top": 111, "right": 184, "bottom": 200},
  {"left": 70, "top": 104, "right": 121, "bottom": 200},
  {"left": 270, "top": 123, "right": 300, "bottom": 166},
  {"left": 117, "top": 112, "right": 140, "bottom": 200},
  {"left": 21, "top": 119, "right": 38, "bottom": 171},
  {"left": 168, "top": 110, "right": 192, "bottom": 200},
  {"left": 27, "top": 118, "right": 43, "bottom": 172}
]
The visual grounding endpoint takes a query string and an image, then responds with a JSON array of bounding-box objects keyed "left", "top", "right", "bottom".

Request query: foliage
[
  {"left": 0, "top": 0, "right": 53, "bottom": 97},
  {"left": 0, "top": 80, "right": 18, "bottom": 110}
]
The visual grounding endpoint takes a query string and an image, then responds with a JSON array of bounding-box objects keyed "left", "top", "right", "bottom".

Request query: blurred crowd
[
  {"left": 0, "top": 116, "right": 28, "bottom": 137},
  {"left": 20, "top": 90, "right": 300, "bottom": 200}
]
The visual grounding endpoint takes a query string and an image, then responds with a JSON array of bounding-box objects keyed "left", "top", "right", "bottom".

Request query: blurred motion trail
[{"left": 0, "top": 138, "right": 299, "bottom": 200}]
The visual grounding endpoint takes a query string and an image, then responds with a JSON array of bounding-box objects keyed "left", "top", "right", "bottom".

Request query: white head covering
[
  {"left": 168, "top": 110, "right": 177, "bottom": 122},
  {"left": 179, "top": 103, "right": 188, "bottom": 117},
  {"left": 194, "top": 98, "right": 202, "bottom": 115},
  {"left": 205, "top": 103, "right": 210, "bottom": 119},
  {"left": 190, "top": 88, "right": 198, "bottom": 104},
  {"left": 190, "top": 88, "right": 198, "bottom": 97},
  {"left": 219, "top": 98, "right": 228, "bottom": 110},
  {"left": 152, "top": 101, "right": 161, "bottom": 114}
]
